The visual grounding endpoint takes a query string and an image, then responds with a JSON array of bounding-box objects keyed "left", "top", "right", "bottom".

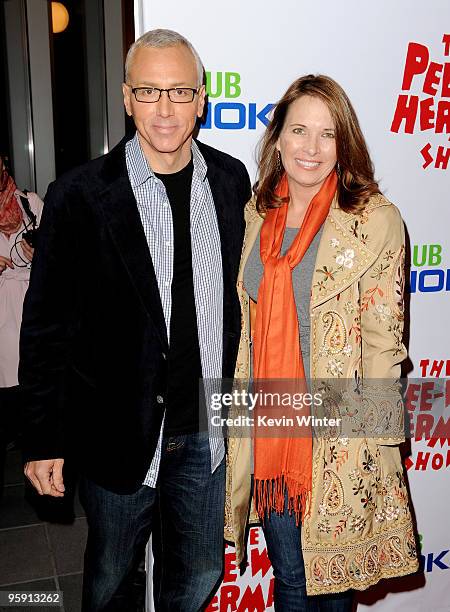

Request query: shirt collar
[
  {"left": 126, "top": 131, "right": 207, "bottom": 188},
  {"left": 191, "top": 139, "right": 207, "bottom": 182}
]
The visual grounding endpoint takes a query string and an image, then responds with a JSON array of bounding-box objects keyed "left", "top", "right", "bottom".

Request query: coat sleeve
[
  {"left": 358, "top": 202, "right": 407, "bottom": 445},
  {"left": 19, "top": 181, "right": 77, "bottom": 462}
]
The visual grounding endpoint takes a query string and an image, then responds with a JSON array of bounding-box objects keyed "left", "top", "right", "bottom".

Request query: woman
[
  {"left": 0, "top": 154, "right": 43, "bottom": 495},
  {"left": 225, "top": 75, "right": 418, "bottom": 609}
]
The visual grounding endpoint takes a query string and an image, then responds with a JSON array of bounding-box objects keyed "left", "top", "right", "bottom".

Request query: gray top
[{"left": 243, "top": 225, "right": 324, "bottom": 378}]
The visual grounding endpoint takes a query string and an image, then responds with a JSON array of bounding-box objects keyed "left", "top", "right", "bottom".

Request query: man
[{"left": 19, "top": 29, "right": 251, "bottom": 611}]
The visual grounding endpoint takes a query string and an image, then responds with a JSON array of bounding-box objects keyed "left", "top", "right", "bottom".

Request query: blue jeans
[
  {"left": 263, "top": 496, "right": 353, "bottom": 612},
  {"left": 79, "top": 433, "right": 225, "bottom": 611}
]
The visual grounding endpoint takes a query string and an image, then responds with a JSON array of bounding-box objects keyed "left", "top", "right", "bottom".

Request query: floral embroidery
[
  {"left": 385, "top": 506, "right": 400, "bottom": 521},
  {"left": 394, "top": 486, "right": 407, "bottom": 504},
  {"left": 361, "top": 285, "right": 383, "bottom": 312},
  {"left": 388, "top": 321, "right": 403, "bottom": 357},
  {"left": 327, "top": 358, "right": 344, "bottom": 377},
  {"left": 344, "top": 301, "right": 355, "bottom": 314},
  {"left": 369, "top": 298, "right": 403, "bottom": 356},
  {"left": 336, "top": 449, "right": 349, "bottom": 471},
  {"left": 318, "top": 345, "right": 328, "bottom": 357},
  {"left": 318, "top": 519, "right": 332, "bottom": 533},
  {"left": 352, "top": 479, "right": 364, "bottom": 495},
  {"left": 343, "top": 344, "right": 352, "bottom": 356},
  {"left": 296, "top": 206, "right": 415, "bottom": 591},
  {"left": 374, "top": 479, "right": 387, "bottom": 496},
  {"left": 329, "top": 445, "right": 338, "bottom": 463},
  {"left": 349, "top": 515, "right": 366, "bottom": 532},
  {"left": 361, "top": 489, "right": 375, "bottom": 510},
  {"left": 375, "top": 510, "right": 386, "bottom": 523},
  {"left": 333, "top": 519, "right": 348, "bottom": 539},
  {"left": 384, "top": 474, "right": 394, "bottom": 487},
  {"left": 342, "top": 504, "right": 353, "bottom": 517},
  {"left": 392, "top": 247, "right": 405, "bottom": 316},
  {"left": 361, "top": 447, "right": 378, "bottom": 474},
  {"left": 316, "top": 380, "right": 332, "bottom": 394},
  {"left": 348, "top": 468, "right": 362, "bottom": 481},
  {"left": 335, "top": 248, "right": 355, "bottom": 269},
  {"left": 374, "top": 303, "right": 391, "bottom": 322},
  {"left": 370, "top": 262, "right": 390, "bottom": 280},
  {"left": 349, "top": 316, "right": 361, "bottom": 345},
  {"left": 309, "top": 526, "right": 417, "bottom": 591},
  {"left": 340, "top": 404, "right": 360, "bottom": 430},
  {"left": 316, "top": 265, "right": 337, "bottom": 281},
  {"left": 321, "top": 312, "right": 348, "bottom": 357},
  {"left": 322, "top": 470, "right": 344, "bottom": 515}
]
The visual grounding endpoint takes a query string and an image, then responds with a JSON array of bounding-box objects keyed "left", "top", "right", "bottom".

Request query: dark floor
[{"left": 0, "top": 448, "right": 86, "bottom": 611}]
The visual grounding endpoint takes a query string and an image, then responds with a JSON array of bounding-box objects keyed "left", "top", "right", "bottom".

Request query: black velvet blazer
[{"left": 19, "top": 136, "right": 251, "bottom": 493}]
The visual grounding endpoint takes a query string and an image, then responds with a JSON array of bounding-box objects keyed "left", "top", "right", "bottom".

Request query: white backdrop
[{"left": 135, "top": 1, "right": 450, "bottom": 609}]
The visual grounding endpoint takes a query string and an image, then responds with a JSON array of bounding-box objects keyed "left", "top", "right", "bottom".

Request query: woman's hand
[
  {"left": 0, "top": 255, "right": 14, "bottom": 275},
  {"left": 21, "top": 238, "right": 34, "bottom": 262}
]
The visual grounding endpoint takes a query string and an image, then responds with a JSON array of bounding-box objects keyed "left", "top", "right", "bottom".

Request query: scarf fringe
[{"left": 254, "top": 474, "right": 311, "bottom": 525}]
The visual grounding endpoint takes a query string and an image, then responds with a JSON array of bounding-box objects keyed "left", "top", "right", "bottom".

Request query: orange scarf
[{"left": 253, "top": 170, "right": 337, "bottom": 522}]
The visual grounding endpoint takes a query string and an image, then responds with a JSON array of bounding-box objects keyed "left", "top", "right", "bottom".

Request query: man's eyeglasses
[{"left": 130, "top": 87, "right": 199, "bottom": 104}]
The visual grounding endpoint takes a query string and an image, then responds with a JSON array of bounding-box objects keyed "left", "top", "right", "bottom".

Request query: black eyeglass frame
[{"left": 130, "top": 86, "right": 199, "bottom": 103}]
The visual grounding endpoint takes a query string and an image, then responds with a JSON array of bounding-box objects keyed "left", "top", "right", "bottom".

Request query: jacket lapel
[
  {"left": 237, "top": 205, "right": 264, "bottom": 285},
  {"left": 202, "top": 156, "right": 241, "bottom": 312},
  {"left": 96, "top": 139, "right": 168, "bottom": 350},
  {"left": 310, "top": 202, "right": 378, "bottom": 309},
  {"left": 239, "top": 199, "right": 378, "bottom": 312}
]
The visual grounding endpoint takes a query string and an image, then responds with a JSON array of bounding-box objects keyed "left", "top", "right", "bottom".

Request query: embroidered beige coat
[{"left": 225, "top": 193, "right": 419, "bottom": 595}]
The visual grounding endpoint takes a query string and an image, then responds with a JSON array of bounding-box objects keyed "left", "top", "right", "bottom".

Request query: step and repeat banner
[{"left": 135, "top": 1, "right": 450, "bottom": 610}]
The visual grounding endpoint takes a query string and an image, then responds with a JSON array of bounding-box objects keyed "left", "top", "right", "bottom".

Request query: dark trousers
[
  {"left": 263, "top": 492, "right": 354, "bottom": 612},
  {"left": 0, "top": 386, "right": 21, "bottom": 498},
  {"left": 79, "top": 432, "right": 225, "bottom": 611}
]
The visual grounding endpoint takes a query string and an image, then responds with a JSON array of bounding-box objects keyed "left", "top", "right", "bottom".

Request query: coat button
[{"left": 156, "top": 395, "right": 164, "bottom": 404}]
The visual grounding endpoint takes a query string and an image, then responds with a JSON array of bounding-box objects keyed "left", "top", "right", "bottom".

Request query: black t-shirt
[{"left": 155, "top": 159, "right": 202, "bottom": 435}]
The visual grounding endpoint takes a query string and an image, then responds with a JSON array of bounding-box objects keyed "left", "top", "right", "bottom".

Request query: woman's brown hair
[{"left": 255, "top": 74, "right": 380, "bottom": 214}]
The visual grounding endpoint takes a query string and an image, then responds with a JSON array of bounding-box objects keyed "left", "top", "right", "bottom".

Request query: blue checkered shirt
[{"left": 125, "top": 133, "right": 225, "bottom": 487}]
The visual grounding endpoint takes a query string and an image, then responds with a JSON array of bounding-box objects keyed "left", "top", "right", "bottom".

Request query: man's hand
[
  {"left": 0, "top": 255, "right": 14, "bottom": 275},
  {"left": 24, "top": 459, "right": 65, "bottom": 497},
  {"left": 21, "top": 238, "right": 34, "bottom": 262}
]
